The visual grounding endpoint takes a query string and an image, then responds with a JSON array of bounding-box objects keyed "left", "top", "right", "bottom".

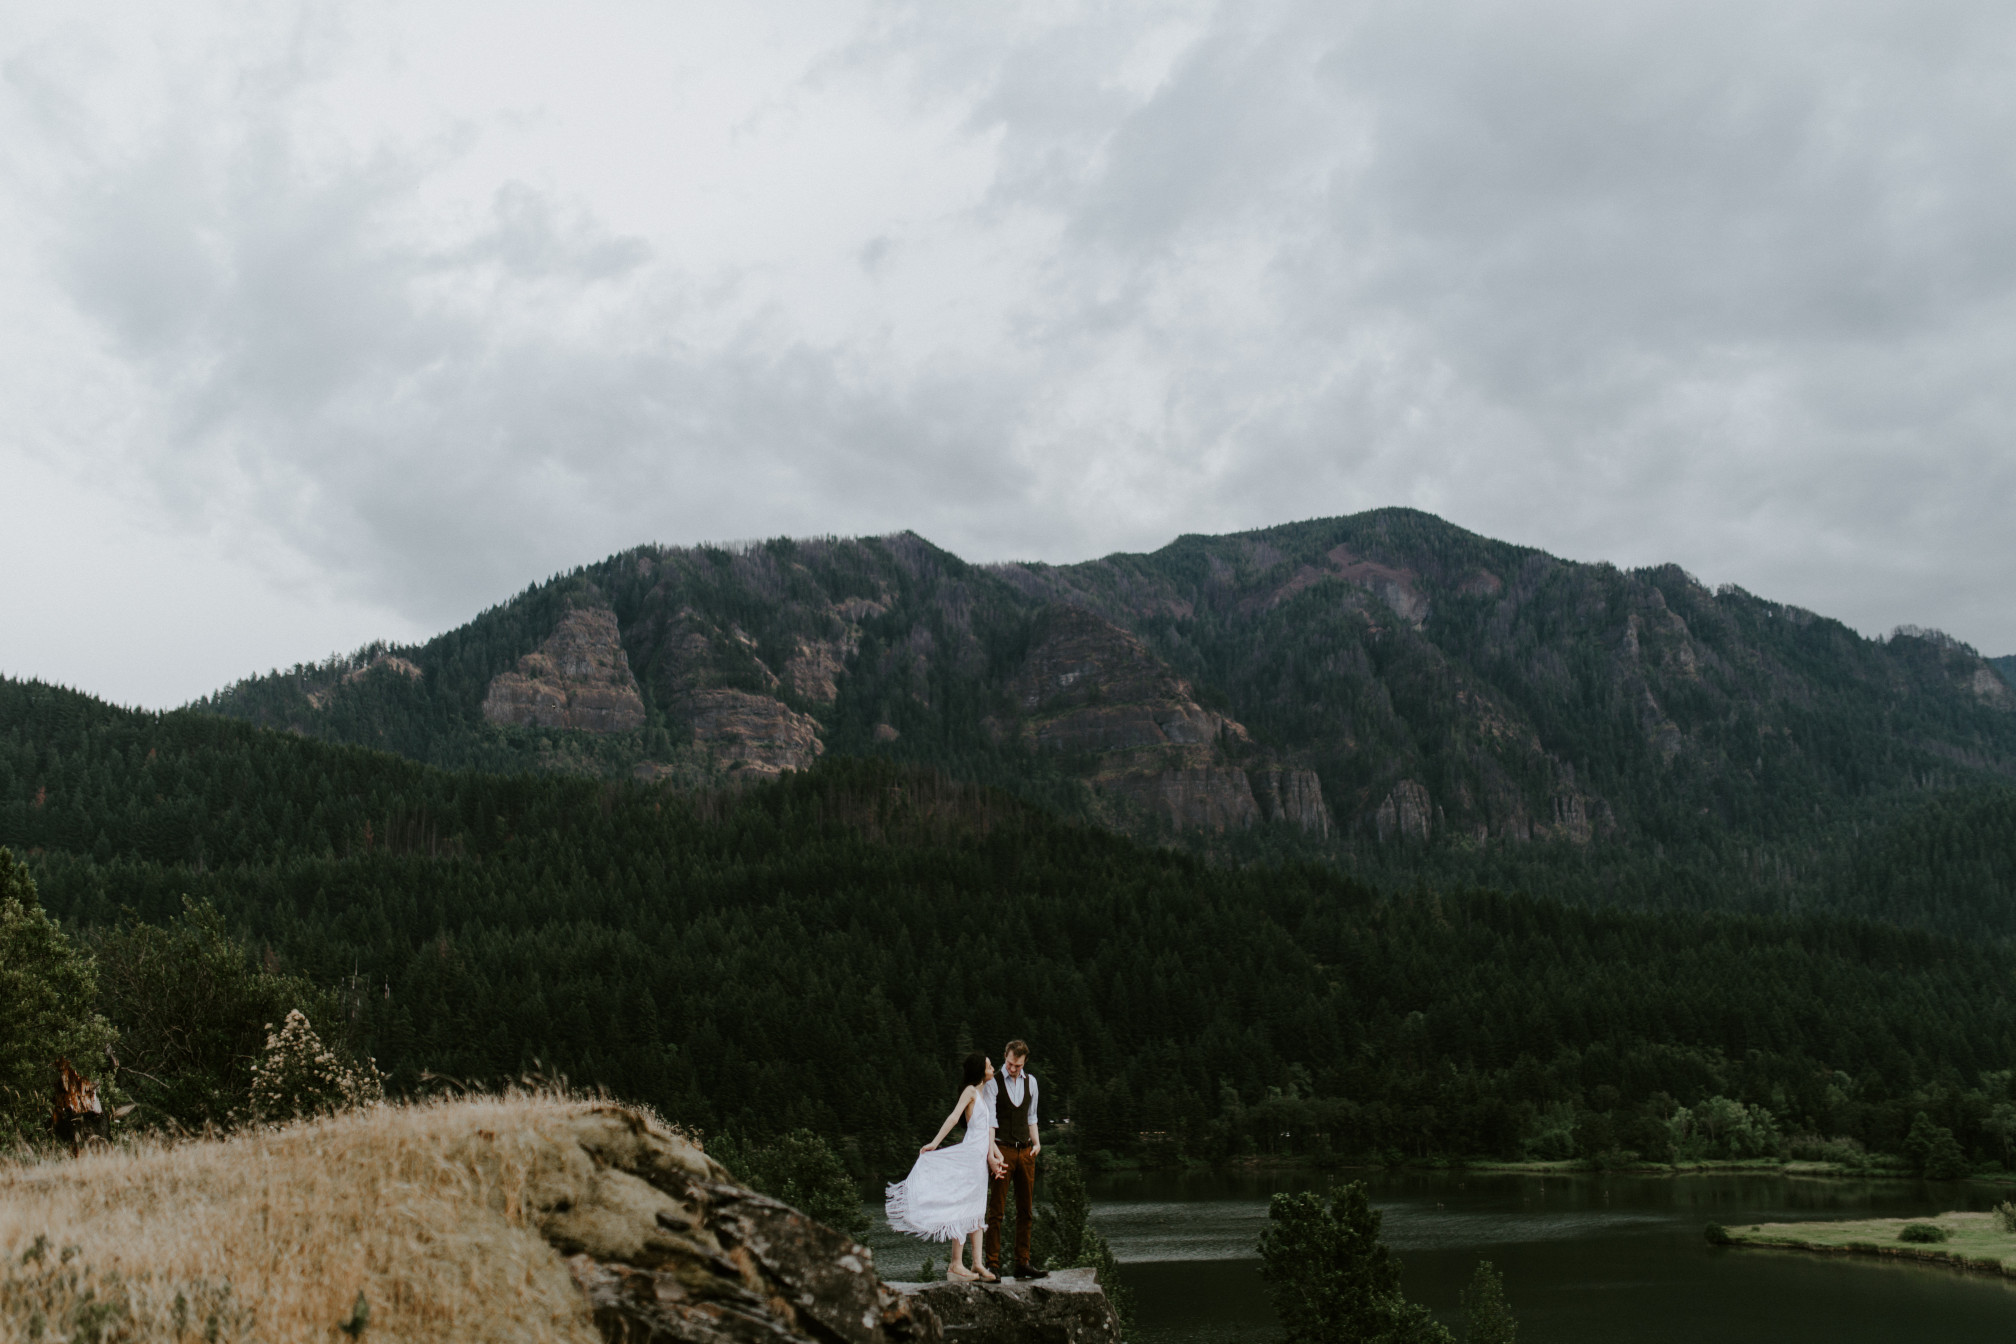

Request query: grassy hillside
[
  {"left": 0, "top": 1096, "right": 718, "bottom": 1344},
  {"left": 9, "top": 676, "right": 2016, "bottom": 1177}
]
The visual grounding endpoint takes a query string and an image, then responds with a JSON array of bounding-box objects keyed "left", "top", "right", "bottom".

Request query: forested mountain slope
[
  {"left": 194, "top": 510, "right": 2016, "bottom": 928},
  {"left": 8, "top": 675, "right": 2016, "bottom": 1176}
]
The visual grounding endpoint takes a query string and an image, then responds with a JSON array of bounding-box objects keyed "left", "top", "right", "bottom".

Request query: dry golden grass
[{"left": 0, "top": 1094, "right": 639, "bottom": 1343}]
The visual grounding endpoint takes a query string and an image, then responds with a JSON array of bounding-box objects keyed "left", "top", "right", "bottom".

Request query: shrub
[
  {"left": 246, "top": 1010, "right": 382, "bottom": 1123},
  {"left": 1787, "top": 1134, "right": 1867, "bottom": 1166},
  {"left": 1996, "top": 1201, "right": 2016, "bottom": 1234},
  {"left": 1704, "top": 1222, "right": 1733, "bottom": 1246},
  {"left": 1898, "top": 1223, "right": 1948, "bottom": 1244}
]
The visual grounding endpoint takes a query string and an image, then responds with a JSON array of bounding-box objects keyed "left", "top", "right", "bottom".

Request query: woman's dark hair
[{"left": 961, "top": 1053, "right": 988, "bottom": 1089}]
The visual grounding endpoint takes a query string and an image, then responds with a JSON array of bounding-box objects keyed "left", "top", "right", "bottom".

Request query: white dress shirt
[{"left": 988, "top": 1073, "right": 1039, "bottom": 1129}]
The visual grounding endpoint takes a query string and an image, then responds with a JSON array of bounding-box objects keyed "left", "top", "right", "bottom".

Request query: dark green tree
[
  {"left": 1258, "top": 1183, "right": 1452, "bottom": 1344},
  {"left": 1903, "top": 1112, "right": 1970, "bottom": 1180},
  {"left": 713, "top": 1129, "right": 869, "bottom": 1236},
  {"left": 88, "top": 897, "right": 348, "bottom": 1128},
  {"left": 0, "top": 847, "right": 115, "bottom": 1144},
  {"left": 1459, "top": 1260, "right": 1517, "bottom": 1344},
  {"left": 1031, "top": 1154, "right": 1131, "bottom": 1331}
]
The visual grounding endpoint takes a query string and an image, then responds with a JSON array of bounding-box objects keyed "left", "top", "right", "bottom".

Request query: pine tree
[
  {"left": 1258, "top": 1183, "right": 1452, "bottom": 1344},
  {"left": 1460, "top": 1260, "right": 1517, "bottom": 1344}
]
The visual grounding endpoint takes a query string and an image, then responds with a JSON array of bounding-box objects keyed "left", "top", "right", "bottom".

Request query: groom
[{"left": 985, "top": 1039, "right": 1050, "bottom": 1280}]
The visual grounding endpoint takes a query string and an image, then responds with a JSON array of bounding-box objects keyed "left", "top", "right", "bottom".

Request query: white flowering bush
[{"left": 246, "top": 1009, "right": 382, "bottom": 1122}]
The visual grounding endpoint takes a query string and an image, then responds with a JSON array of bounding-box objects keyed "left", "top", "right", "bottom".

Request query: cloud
[{"left": 5, "top": 0, "right": 2016, "bottom": 706}]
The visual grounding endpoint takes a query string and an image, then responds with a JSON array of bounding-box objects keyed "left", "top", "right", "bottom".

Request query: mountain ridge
[{"left": 193, "top": 508, "right": 2016, "bottom": 918}]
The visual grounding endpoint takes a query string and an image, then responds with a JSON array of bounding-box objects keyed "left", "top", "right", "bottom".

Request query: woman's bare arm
[{"left": 921, "top": 1086, "right": 977, "bottom": 1152}]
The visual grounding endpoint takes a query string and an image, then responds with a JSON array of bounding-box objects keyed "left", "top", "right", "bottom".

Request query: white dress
[{"left": 885, "top": 1086, "right": 994, "bottom": 1242}]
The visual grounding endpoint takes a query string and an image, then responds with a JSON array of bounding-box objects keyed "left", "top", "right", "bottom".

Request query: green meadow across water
[{"left": 865, "top": 1168, "right": 2016, "bottom": 1342}]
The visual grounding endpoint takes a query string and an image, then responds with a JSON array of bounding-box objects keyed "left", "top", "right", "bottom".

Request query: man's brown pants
[{"left": 984, "top": 1146, "right": 1035, "bottom": 1271}]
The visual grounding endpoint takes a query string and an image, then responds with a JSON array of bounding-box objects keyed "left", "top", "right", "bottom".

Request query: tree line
[{"left": 4, "top": 675, "right": 2016, "bottom": 1185}]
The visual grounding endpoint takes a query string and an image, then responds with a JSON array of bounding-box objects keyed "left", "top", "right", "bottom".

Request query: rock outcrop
[
  {"left": 1374, "top": 780, "right": 1434, "bottom": 842},
  {"left": 546, "top": 1106, "right": 1127, "bottom": 1344},
  {"left": 481, "top": 1104, "right": 936, "bottom": 1344},
  {"left": 887, "top": 1269, "right": 1121, "bottom": 1344},
  {"left": 1011, "top": 607, "right": 1248, "bottom": 760},
  {"left": 1252, "top": 768, "right": 1332, "bottom": 837},
  {"left": 306, "top": 650, "right": 424, "bottom": 710},
  {"left": 684, "top": 689, "right": 824, "bottom": 779},
  {"left": 483, "top": 608, "right": 649, "bottom": 733},
  {"left": 1011, "top": 606, "right": 1299, "bottom": 833}
]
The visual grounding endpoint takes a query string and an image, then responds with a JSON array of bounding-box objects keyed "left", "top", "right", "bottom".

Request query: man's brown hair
[{"left": 1004, "top": 1039, "right": 1030, "bottom": 1060}]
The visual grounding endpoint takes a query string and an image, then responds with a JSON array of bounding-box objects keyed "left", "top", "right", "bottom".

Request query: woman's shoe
[
  {"left": 974, "top": 1267, "right": 1001, "bottom": 1283},
  {"left": 945, "top": 1265, "right": 978, "bottom": 1282}
]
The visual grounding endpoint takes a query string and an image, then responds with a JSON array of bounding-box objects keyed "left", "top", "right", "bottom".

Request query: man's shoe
[{"left": 1013, "top": 1264, "right": 1049, "bottom": 1280}]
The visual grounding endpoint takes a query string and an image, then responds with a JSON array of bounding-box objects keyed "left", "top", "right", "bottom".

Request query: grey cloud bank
[{"left": 2, "top": 0, "right": 2012, "bottom": 707}]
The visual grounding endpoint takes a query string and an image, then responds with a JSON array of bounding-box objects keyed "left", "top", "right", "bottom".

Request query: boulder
[{"left": 888, "top": 1269, "right": 1122, "bottom": 1344}]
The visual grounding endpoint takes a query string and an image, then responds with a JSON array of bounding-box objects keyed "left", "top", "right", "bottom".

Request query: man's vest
[{"left": 996, "top": 1072, "right": 1034, "bottom": 1144}]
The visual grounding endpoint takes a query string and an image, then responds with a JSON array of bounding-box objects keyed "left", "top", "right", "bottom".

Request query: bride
[{"left": 885, "top": 1053, "right": 1006, "bottom": 1282}]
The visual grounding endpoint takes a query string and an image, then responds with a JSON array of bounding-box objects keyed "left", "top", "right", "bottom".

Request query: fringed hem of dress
[{"left": 884, "top": 1181, "right": 987, "bottom": 1242}]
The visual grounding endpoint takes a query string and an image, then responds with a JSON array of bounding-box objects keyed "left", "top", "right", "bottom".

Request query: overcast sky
[{"left": 4, "top": 1, "right": 2013, "bottom": 707}]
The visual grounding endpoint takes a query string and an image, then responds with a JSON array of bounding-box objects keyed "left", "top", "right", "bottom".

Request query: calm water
[{"left": 863, "top": 1168, "right": 2016, "bottom": 1341}]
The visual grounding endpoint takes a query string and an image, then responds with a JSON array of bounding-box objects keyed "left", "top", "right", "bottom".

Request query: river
[{"left": 862, "top": 1167, "right": 2016, "bottom": 1340}]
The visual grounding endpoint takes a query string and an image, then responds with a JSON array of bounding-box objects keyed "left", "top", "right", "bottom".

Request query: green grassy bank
[{"left": 1722, "top": 1212, "right": 2016, "bottom": 1277}]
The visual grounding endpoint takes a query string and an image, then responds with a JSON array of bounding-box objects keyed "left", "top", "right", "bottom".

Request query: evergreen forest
[{"left": 7, "top": 674, "right": 2016, "bottom": 1183}]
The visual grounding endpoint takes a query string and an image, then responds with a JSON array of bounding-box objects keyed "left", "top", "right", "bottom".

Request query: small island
[{"left": 1718, "top": 1211, "right": 2016, "bottom": 1277}]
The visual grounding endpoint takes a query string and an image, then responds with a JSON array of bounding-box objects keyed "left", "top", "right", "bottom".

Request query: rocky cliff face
[
  {"left": 545, "top": 1104, "right": 1124, "bottom": 1344},
  {"left": 1005, "top": 606, "right": 1340, "bottom": 835},
  {"left": 483, "top": 608, "right": 648, "bottom": 734},
  {"left": 205, "top": 511, "right": 2016, "bottom": 870},
  {"left": 684, "top": 689, "right": 824, "bottom": 779},
  {"left": 1010, "top": 605, "right": 1246, "bottom": 758},
  {"left": 1252, "top": 768, "right": 1333, "bottom": 838}
]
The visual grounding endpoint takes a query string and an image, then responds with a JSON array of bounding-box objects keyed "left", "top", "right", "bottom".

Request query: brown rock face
[
  {"left": 1011, "top": 607, "right": 1248, "bottom": 758},
  {"left": 685, "top": 689, "right": 824, "bottom": 778},
  {"left": 1011, "top": 607, "right": 1284, "bottom": 833},
  {"left": 786, "top": 638, "right": 848, "bottom": 703},
  {"left": 1252, "top": 768, "right": 1332, "bottom": 837},
  {"left": 1101, "top": 768, "right": 1260, "bottom": 832},
  {"left": 483, "top": 608, "right": 648, "bottom": 733},
  {"left": 533, "top": 1105, "right": 939, "bottom": 1344},
  {"left": 888, "top": 1269, "right": 1120, "bottom": 1344}
]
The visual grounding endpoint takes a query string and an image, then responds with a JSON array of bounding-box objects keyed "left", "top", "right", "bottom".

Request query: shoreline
[
  {"left": 1135, "top": 1154, "right": 1975, "bottom": 1182},
  {"left": 1721, "top": 1211, "right": 2016, "bottom": 1279}
]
